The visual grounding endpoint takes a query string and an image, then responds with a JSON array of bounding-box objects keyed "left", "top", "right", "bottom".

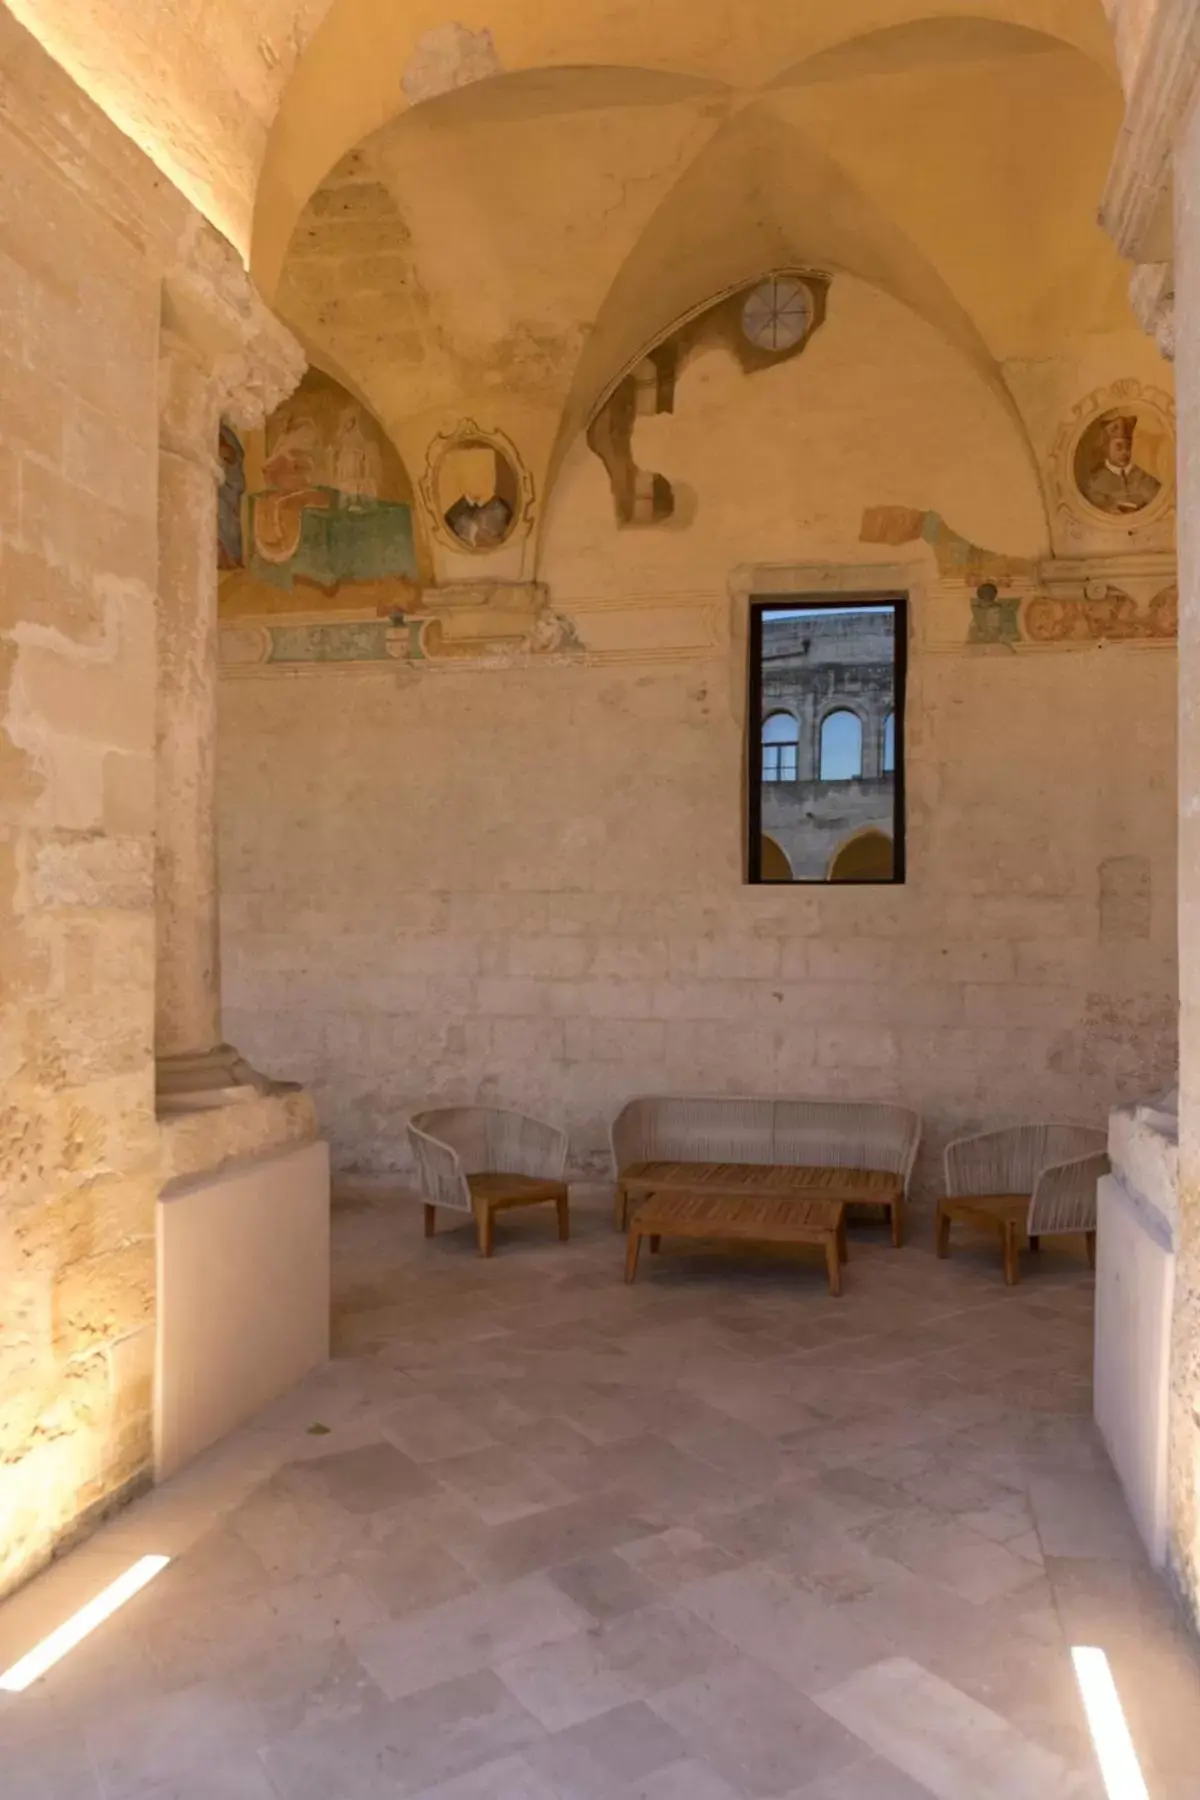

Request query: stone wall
[
  {"left": 219, "top": 283, "right": 1179, "bottom": 1189},
  {"left": 0, "top": 15, "right": 187, "bottom": 1598}
]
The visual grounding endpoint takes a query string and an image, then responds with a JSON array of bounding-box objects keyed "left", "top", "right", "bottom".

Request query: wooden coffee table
[
  {"left": 616, "top": 1160, "right": 905, "bottom": 1244},
  {"left": 623, "top": 1189, "right": 848, "bottom": 1295}
]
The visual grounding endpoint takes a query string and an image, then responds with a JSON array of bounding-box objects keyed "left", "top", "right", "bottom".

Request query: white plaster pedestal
[
  {"left": 1094, "top": 1095, "right": 1179, "bottom": 1568},
  {"left": 154, "top": 1092, "right": 330, "bottom": 1481}
]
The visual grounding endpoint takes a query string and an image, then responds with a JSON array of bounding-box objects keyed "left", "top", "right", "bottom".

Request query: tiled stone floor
[{"left": 4, "top": 1187, "right": 1200, "bottom": 1799}]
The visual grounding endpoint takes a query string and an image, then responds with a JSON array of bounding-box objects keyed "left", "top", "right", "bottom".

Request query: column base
[{"left": 155, "top": 1043, "right": 298, "bottom": 1113}]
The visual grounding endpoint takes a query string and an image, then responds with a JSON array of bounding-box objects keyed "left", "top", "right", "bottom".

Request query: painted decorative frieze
[{"left": 859, "top": 506, "right": 1176, "bottom": 649}]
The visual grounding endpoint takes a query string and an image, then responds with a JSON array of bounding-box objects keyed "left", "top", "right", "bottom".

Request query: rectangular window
[{"left": 747, "top": 595, "right": 907, "bottom": 884}]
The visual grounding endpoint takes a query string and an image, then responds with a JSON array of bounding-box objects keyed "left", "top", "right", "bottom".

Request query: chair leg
[
  {"left": 624, "top": 1228, "right": 643, "bottom": 1284},
  {"left": 424, "top": 1204, "right": 436, "bottom": 1239},
  {"left": 1029, "top": 1234, "right": 1040, "bottom": 1253},
  {"left": 935, "top": 1206, "right": 951, "bottom": 1259},
  {"left": 556, "top": 1193, "right": 570, "bottom": 1242},
  {"left": 614, "top": 1186, "right": 629, "bottom": 1232},
  {"left": 825, "top": 1235, "right": 842, "bottom": 1297},
  {"left": 1086, "top": 1229, "right": 1097, "bottom": 1270},
  {"left": 649, "top": 1234, "right": 661, "bottom": 1254},
  {"left": 836, "top": 1211, "right": 848, "bottom": 1264},
  {"left": 890, "top": 1196, "right": 904, "bottom": 1248},
  {"left": 1003, "top": 1222, "right": 1020, "bottom": 1286},
  {"left": 475, "top": 1201, "right": 494, "bottom": 1259}
]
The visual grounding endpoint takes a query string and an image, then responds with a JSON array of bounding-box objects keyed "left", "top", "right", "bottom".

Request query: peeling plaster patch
[{"left": 401, "top": 23, "right": 503, "bottom": 105}]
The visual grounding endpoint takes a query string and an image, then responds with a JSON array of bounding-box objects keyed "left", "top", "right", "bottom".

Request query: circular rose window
[{"left": 741, "top": 276, "right": 814, "bottom": 353}]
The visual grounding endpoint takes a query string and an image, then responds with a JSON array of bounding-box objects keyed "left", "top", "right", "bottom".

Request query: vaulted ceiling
[
  {"left": 10, "top": 0, "right": 1142, "bottom": 545},
  {"left": 8, "top": 0, "right": 1118, "bottom": 261}
]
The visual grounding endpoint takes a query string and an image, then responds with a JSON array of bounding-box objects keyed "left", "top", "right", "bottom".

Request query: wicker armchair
[
  {"left": 407, "top": 1106, "right": 570, "bottom": 1258},
  {"left": 937, "top": 1122, "right": 1108, "bottom": 1285}
]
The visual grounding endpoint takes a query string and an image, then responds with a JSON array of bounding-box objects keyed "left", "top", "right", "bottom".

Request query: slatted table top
[
  {"left": 621, "top": 1160, "right": 900, "bottom": 1202},
  {"left": 466, "top": 1173, "right": 567, "bottom": 1206},
  {"left": 629, "top": 1189, "right": 843, "bottom": 1241},
  {"left": 940, "top": 1192, "right": 1031, "bottom": 1229}
]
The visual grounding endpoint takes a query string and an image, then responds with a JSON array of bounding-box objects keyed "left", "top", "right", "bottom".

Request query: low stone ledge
[{"left": 159, "top": 1084, "right": 317, "bottom": 1186}]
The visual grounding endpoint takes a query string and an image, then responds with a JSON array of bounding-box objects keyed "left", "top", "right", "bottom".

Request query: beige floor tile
[
  {"left": 650, "top": 1656, "right": 863, "bottom": 1796},
  {"left": 382, "top": 1394, "right": 500, "bottom": 1462},
  {"left": 262, "top": 1669, "right": 544, "bottom": 1799},
  {"left": 446, "top": 1491, "right": 665, "bottom": 1584},
  {"left": 524, "top": 1698, "right": 688, "bottom": 1797},
  {"left": 623, "top": 1760, "right": 744, "bottom": 1800},
  {"left": 548, "top": 1550, "right": 658, "bottom": 1621},
  {"left": 498, "top": 1603, "right": 728, "bottom": 1730},
  {"left": 4, "top": 1200, "right": 1194, "bottom": 1800},
  {"left": 616, "top": 1527, "right": 742, "bottom": 1591},
  {"left": 678, "top": 1561, "right": 894, "bottom": 1696},
  {"left": 85, "top": 1679, "right": 265, "bottom": 1798},
  {"left": 813, "top": 1654, "right": 1089, "bottom": 1800},
  {"left": 0, "top": 1726, "right": 103, "bottom": 1799},
  {"left": 408, "top": 1753, "right": 562, "bottom": 1800},
  {"left": 352, "top": 1571, "right": 587, "bottom": 1701}
]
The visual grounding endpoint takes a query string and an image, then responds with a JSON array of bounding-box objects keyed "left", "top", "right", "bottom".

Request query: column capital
[
  {"left": 162, "top": 218, "right": 306, "bottom": 432},
  {"left": 1100, "top": 0, "right": 1200, "bottom": 262}
]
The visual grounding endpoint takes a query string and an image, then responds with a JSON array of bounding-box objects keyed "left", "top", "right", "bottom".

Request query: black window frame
[{"left": 746, "top": 593, "right": 908, "bottom": 886}]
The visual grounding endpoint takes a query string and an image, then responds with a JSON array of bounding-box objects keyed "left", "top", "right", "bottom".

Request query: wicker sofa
[{"left": 611, "top": 1095, "right": 922, "bottom": 1246}]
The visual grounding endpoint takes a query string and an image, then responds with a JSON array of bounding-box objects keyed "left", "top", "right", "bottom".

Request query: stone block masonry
[
  {"left": 219, "top": 643, "right": 1177, "bottom": 1191},
  {"left": 0, "top": 13, "right": 184, "bottom": 1599}
]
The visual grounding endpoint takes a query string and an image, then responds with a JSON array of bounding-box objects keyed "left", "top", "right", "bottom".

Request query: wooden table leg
[
  {"left": 624, "top": 1227, "right": 643, "bottom": 1284},
  {"left": 649, "top": 1235, "right": 661, "bottom": 1253},
  {"left": 935, "top": 1206, "right": 951, "bottom": 1259},
  {"left": 1086, "top": 1229, "right": 1097, "bottom": 1269},
  {"left": 890, "top": 1195, "right": 904, "bottom": 1248},
  {"left": 556, "top": 1193, "right": 570, "bottom": 1242},
  {"left": 475, "top": 1200, "right": 495, "bottom": 1259},
  {"left": 836, "top": 1211, "right": 848, "bottom": 1264},
  {"left": 824, "top": 1235, "right": 842, "bottom": 1297},
  {"left": 1002, "top": 1221, "right": 1020, "bottom": 1286},
  {"left": 424, "top": 1204, "right": 436, "bottom": 1239}
]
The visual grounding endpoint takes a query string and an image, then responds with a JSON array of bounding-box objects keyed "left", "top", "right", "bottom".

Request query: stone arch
[{"left": 828, "top": 827, "right": 895, "bottom": 881}]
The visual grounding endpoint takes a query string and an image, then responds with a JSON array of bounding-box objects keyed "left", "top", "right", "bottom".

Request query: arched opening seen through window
[
  {"left": 882, "top": 711, "right": 895, "bottom": 775},
  {"left": 819, "top": 709, "right": 863, "bottom": 781},
  {"left": 762, "top": 711, "right": 799, "bottom": 782}
]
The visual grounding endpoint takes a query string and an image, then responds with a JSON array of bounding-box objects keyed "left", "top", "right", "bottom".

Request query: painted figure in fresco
[
  {"left": 248, "top": 394, "right": 417, "bottom": 593},
  {"left": 217, "top": 423, "right": 245, "bottom": 570},
  {"left": 445, "top": 492, "right": 513, "bottom": 548},
  {"left": 440, "top": 439, "right": 515, "bottom": 549},
  {"left": 262, "top": 411, "right": 319, "bottom": 492},
  {"left": 333, "top": 407, "right": 382, "bottom": 508},
  {"left": 1076, "top": 412, "right": 1161, "bottom": 515}
]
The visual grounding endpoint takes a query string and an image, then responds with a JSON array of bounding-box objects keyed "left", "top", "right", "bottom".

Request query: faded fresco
[
  {"left": 1050, "top": 380, "right": 1175, "bottom": 548},
  {"left": 587, "top": 271, "right": 830, "bottom": 527},
  {"left": 233, "top": 371, "right": 419, "bottom": 597},
  {"left": 1074, "top": 411, "right": 1163, "bottom": 516},
  {"left": 858, "top": 507, "right": 1176, "bottom": 648},
  {"left": 217, "top": 422, "right": 245, "bottom": 570}
]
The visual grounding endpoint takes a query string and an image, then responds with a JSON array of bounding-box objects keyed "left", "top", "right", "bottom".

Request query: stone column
[
  {"left": 1100, "top": 0, "right": 1200, "bottom": 1626},
  {"left": 154, "top": 223, "right": 305, "bottom": 1109},
  {"left": 156, "top": 330, "right": 223, "bottom": 1074},
  {"left": 1171, "top": 83, "right": 1200, "bottom": 1619}
]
